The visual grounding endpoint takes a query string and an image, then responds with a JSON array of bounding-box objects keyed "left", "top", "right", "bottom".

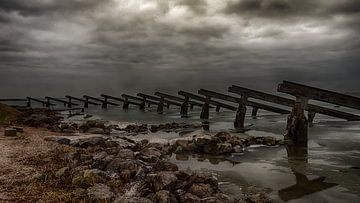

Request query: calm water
[{"left": 5, "top": 101, "right": 360, "bottom": 202}]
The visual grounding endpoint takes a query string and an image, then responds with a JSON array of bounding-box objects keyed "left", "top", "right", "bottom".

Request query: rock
[
  {"left": 93, "top": 151, "right": 108, "bottom": 160},
  {"left": 214, "top": 132, "right": 232, "bottom": 142},
  {"left": 138, "top": 147, "right": 162, "bottom": 163},
  {"left": 153, "top": 190, "right": 171, "bottom": 203},
  {"left": 114, "top": 197, "right": 153, "bottom": 203},
  {"left": 4, "top": 128, "right": 17, "bottom": 137},
  {"left": 182, "top": 193, "right": 201, "bottom": 203},
  {"left": 154, "top": 160, "right": 178, "bottom": 172},
  {"left": 262, "top": 136, "right": 277, "bottom": 146},
  {"left": 12, "top": 126, "right": 24, "bottom": 132},
  {"left": 233, "top": 145, "right": 244, "bottom": 153},
  {"left": 83, "top": 169, "right": 107, "bottom": 185},
  {"left": 149, "top": 171, "right": 178, "bottom": 192},
  {"left": 72, "top": 136, "right": 107, "bottom": 148},
  {"left": 87, "top": 183, "right": 114, "bottom": 202},
  {"left": 87, "top": 127, "right": 105, "bottom": 134},
  {"left": 203, "top": 142, "right": 232, "bottom": 155},
  {"left": 44, "top": 136, "right": 71, "bottom": 145},
  {"left": 55, "top": 167, "right": 70, "bottom": 179},
  {"left": 188, "top": 183, "right": 213, "bottom": 198},
  {"left": 184, "top": 173, "right": 218, "bottom": 190},
  {"left": 117, "top": 149, "right": 135, "bottom": 159}
]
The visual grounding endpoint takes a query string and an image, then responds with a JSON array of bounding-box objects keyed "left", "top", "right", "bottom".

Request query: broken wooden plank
[
  {"left": 278, "top": 80, "right": 360, "bottom": 110},
  {"left": 198, "top": 89, "right": 290, "bottom": 115},
  {"left": 229, "top": 85, "right": 360, "bottom": 121},
  {"left": 65, "top": 95, "right": 101, "bottom": 108}
]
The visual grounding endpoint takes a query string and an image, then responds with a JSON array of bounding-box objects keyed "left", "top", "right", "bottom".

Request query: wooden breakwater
[{"left": 2, "top": 81, "right": 360, "bottom": 146}]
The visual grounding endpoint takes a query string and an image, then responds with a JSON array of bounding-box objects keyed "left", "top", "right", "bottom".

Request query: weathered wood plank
[
  {"left": 83, "top": 95, "right": 119, "bottom": 108},
  {"left": 229, "top": 85, "right": 360, "bottom": 121},
  {"left": 198, "top": 89, "right": 290, "bottom": 114},
  {"left": 26, "top": 97, "right": 55, "bottom": 107},
  {"left": 121, "top": 94, "right": 158, "bottom": 106},
  {"left": 65, "top": 95, "right": 101, "bottom": 106},
  {"left": 278, "top": 81, "right": 360, "bottom": 110},
  {"left": 178, "top": 91, "right": 237, "bottom": 111},
  {"left": 45, "top": 97, "right": 78, "bottom": 106},
  {"left": 101, "top": 94, "right": 142, "bottom": 107}
]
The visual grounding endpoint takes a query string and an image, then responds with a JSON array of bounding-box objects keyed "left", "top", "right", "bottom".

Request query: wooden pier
[
  {"left": 137, "top": 93, "right": 182, "bottom": 114},
  {"left": 83, "top": 95, "right": 119, "bottom": 109},
  {"left": 121, "top": 94, "right": 158, "bottom": 110},
  {"left": 45, "top": 96, "right": 78, "bottom": 107},
  {"left": 26, "top": 97, "right": 55, "bottom": 107}
]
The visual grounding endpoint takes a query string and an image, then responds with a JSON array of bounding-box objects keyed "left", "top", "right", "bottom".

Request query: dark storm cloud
[{"left": 0, "top": 0, "right": 359, "bottom": 97}]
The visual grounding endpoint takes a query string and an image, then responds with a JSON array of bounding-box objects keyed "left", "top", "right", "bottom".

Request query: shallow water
[{"left": 6, "top": 101, "right": 360, "bottom": 202}]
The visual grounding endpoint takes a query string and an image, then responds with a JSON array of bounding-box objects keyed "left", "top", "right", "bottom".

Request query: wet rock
[
  {"left": 154, "top": 160, "right": 178, "bottom": 172},
  {"left": 188, "top": 183, "right": 213, "bottom": 198},
  {"left": 262, "top": 136, "right": 277, "bottom": 146},
  {"left": 203, "top": 142, "right": 232, "bottom": 155},
  {"left": 149, "top": 171, "right": 178, "bottom": 192},
  {"left": 12, "top": 126, "right": 24, "bottom": 133},
  {"left": 233, "top": 145, "right": 244, "bottom": 153},
  {"left": 86, "top": 127, "right": 105, "bottom": 134},
  {"left": 138, "top": 147, "right": 162, "bottom": 163},
  {"left": 87, "top": 183, "right": 114, "bottom": 202},
  {"left": 4, "top": 128, "right": 17, "bottom": 137},
  {"left": 214, "top": 132, "right": 232, "bottom": 142}
]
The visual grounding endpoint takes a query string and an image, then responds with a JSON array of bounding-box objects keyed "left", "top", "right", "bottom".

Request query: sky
[{"left": 0, "top": 0, "right": 359, "bottom": 98}]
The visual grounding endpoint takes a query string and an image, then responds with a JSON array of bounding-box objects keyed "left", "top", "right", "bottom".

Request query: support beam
[
  {"left": 200, "top": 97, "right": 210, "bottom": 119},
  {"left": 278, "top": 81, "right": 360, "bottom": 110},
  {"left": 234, "top": 95, "right": 247, "bottom": 131},
  {"left": 252, "top": 107, "right": 259, "bottom": 117},
  {"left": 101, "top": 94, "right": 141, "bottom": 109},
  {"left": 154, "top": 92, "right": 203, "bottom": 107},
  {"left": 45, "top": 97, "right": 78, "bottom": 107},
  {"left": 229, "top": 85, "right": 360, "bottom": 121},
  {"left": 137, "top": 93, "right": 182, "bottom": 107},
  {"left": 66, "top": 95, "right": 100, "bottom": 108},
  {"left": 178, "top": 91, "right": 237, "bottom": 111},
  {"left": 83, "top": 95, "right": 119, "bottom": 108},
  {"left": 198, "top": 89, "right": 290, "bottom": 115}
]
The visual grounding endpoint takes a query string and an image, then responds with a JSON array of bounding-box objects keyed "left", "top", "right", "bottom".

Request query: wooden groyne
[{"left": 2, "top": 81, "right": 360, "bottom": 146}]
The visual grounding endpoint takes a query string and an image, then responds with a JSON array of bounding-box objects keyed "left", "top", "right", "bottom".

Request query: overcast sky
[{"left": 0, "top": 0, "right": 359, "bottom": 97}]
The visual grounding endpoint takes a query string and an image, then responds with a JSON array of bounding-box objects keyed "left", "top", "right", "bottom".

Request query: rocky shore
[{"left": 0, "top": 105, "right": 273, "bottom": 202}]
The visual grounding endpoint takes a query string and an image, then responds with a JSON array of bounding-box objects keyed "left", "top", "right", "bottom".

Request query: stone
[
  {"left": 83, "top": 169, "right": 107, "bottom": 185},
  {"left": 149, "top": 171, "right": 178, "bottom": 192},
  {"left": 12, "top": 126, "right": 24, "bottom": 133},
  {"left": 4, "top": 128, "right": 17, "bottom": 137},
  {"left": 233, "top": 145, "right": 244, "bottom": 153},
  {"left": 214, "top": 132, "right": 232, "bottom": 142},
  {"left": 188, "top": 183, "right": 213, "bottom": 198},
  {"left": 154, "top": 160, "right": 178, "bottom": 172},
  {"left": 203, "top": 142, "right": 233, "bottom": 155},
  {"left": 73, "top": 136, "right": 107, "bottom": 148},
  {"left": 153, "top": 190, "right": 170, "bottom": 203},
  {"left": 86, "top": 127, "right": 105, "bottom": 134},
  {"left": 117, "top": 149, "right": 135, "bottom": 159},
  {"left": 182, "top": 193, "right": 200, "bottom": 203},
  {"left": 87, "top": 183, "right": 114, "bottom": 202},
  {"left": 44, "top": 136, "right": 71, "bottom": 145},
  {"left": 138, "top": 147, "right": 163, "bottom": 163},
  {"left": 55, "top": 167, "right": 70, "bottom": 179}
]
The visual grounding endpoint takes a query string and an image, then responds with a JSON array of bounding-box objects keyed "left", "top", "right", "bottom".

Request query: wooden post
[
  {"left": 216, "top": 106, "right": 221, "bottom": 112},
  {"left": 252, "top": 107, "right": 259, "bottom": 117},
  {"left": 284, "top": 96, "right": 308, "bottom": 147},
  {"left": 139, "top": 98, "right": 146, "bottom": 110},
  {"left": 234, "top": 95, "right": 247, "bottom": 131},
  {"left": 68, "top": 97, "right": 72, "bottom": 108},
  {"left": 147, "top": 102, "right": 151, "bottom": 108},
  {"left": 190, "top": 104, "right": 194, "bottom": 110},
  {"left": 166, "top": 101, "right": 170, "bottom": 109},
  {"left": 102, "top": 97, "right": 108, "bottom": 109},
  {"left": 26, "top": 98, "right": 31, "bottom": 107},
  {"left": 123, "top": 98, "right": 129, "bottom": 109},
  {"left": 180, "top": 96, "right": 189, "bottom": 115},
  {"left": 308, "top": 111, "right": 316, "bottom": 123},
  {"left": 157, "top": 97, "right": 164, "bottom": 114},
  {"left": 200, "top": 97, "right": 210, "bottom": 119}
]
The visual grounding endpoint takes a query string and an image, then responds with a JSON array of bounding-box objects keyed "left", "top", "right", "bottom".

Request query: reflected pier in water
[{"left": 279, "top": 144, "right": 337, "bottom": 201}]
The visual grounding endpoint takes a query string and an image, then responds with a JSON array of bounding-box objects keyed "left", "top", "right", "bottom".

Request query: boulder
[
  {"left": 153, "top": 190, "right": 171, "bottom": 203},
  {"left": 87, "top": 183, "right": 114, "bottom": 202},
  {"left": 203, "top": 143, "right": 232, "bottom": 155},
  {"left": 188, "top": 183, "right": 213, "bottom": 198},
  {"left": 86, "top": 127, "right": 105, "bottom": 134},
  {"left": 138, "top": 147, "right": 163, "bottom": 163},
  {"left": 83, "top": 169, "right": 107, "bottom": 185},
  {"left": 113, "top": 197, "right": 153, "bottom": 203},
  {"left": 149, "top": 171, "right": 178, "bottom": 192},
  {"left": 44, "top": 136, "right": 71, "bottom": 145},
  {"left": 154, "top": 160, "right": 178, "bottom": 172},
  {"left": 4, "top": 128, "right": 17, "bottom": 137},
  {"left": 55, "top": 167, "right": 70, "bottom": 179},
  {"left": 117, "top": 149, "right": 135, "bottom": 160},
  {"left": 72, "top": 136, "right": 107, "bottom": 148},
  {"left": 182, "top": 193, "right": 201, "bottom": 203}
]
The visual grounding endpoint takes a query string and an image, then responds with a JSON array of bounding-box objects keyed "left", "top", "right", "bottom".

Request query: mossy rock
[{"left": 0, "top": 102, "right": 20, "bottom": 124}]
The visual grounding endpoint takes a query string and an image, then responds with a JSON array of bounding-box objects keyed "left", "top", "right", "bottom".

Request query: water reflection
[{"left": 279, "top": 144, "right": 338, "bottom": 202}]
